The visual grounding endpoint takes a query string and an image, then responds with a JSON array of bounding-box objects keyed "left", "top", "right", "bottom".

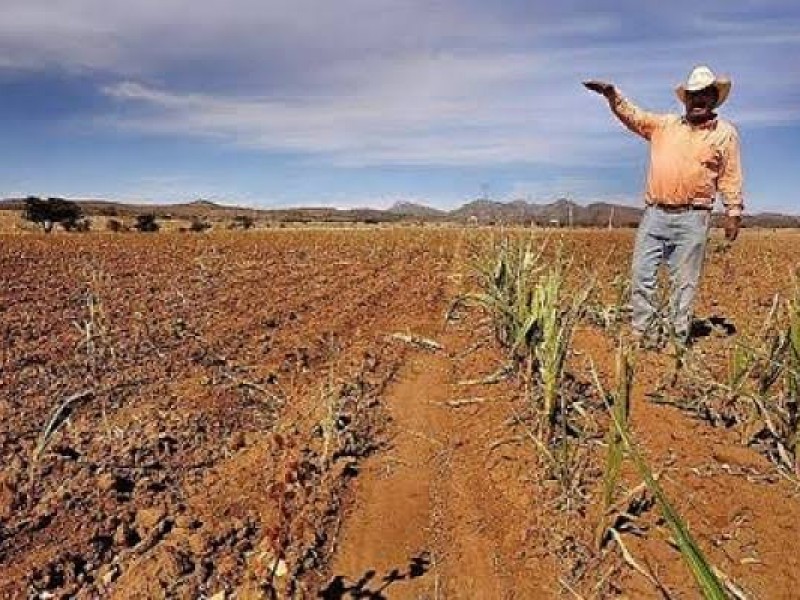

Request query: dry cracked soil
[{"left": 2, "top": 227, "right": 800, "bottom": 599}]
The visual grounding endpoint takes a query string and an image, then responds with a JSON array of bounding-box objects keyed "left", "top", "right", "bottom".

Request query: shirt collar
[{"left": 681, "top": 115, "right": 719, "bottom": 130}]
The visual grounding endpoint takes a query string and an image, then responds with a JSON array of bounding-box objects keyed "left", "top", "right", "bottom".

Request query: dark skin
[
  {"left": 583, "top": 80, "right": 741, "bottom": 241},
  {"left": 684, "top": 86, "right": 718, "bottom": 125}
]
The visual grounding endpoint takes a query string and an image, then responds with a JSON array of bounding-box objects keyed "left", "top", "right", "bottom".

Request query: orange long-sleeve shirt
[{"left": 609, "top": 92, "right": 744, "bottom": 216}]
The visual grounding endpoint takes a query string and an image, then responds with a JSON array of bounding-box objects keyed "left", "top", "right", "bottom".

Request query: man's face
[{"left": 684, "top": 85, "right": 719, "bottom": 122}]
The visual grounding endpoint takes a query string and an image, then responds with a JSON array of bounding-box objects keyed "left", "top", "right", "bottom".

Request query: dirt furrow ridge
[{"left": 323, "top": 321, "right": 552, "bottom": 599}]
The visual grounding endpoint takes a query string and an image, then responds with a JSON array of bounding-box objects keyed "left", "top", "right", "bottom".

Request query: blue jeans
[{"left": 630, "top": 205, "right": 711, "bottom": 339}]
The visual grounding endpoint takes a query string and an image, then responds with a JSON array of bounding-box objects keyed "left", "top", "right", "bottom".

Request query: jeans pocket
[
  {"left": 642, "top": 205, "right": 654, "bottom": 225},
  {"left": 691, "top": 209, "right": 708, "bottom": 228}
]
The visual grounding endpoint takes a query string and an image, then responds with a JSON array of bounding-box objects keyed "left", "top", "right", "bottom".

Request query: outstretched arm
[{"left": 583, "top": 81, "right": 665, "bottom": 140}]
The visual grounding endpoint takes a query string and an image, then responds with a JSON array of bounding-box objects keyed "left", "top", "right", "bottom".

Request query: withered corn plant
[
  {"left": 528, "top": 251, "right": 594, "bottom": 433},
  {"left": 585, "top": 275, "right": 631, "bottom": 336},
  {"left": 728, "top": 292, "right": 798, "bottom": 474},
  {"left": 592, "top": 342, "right": 728, "bottom": 600},
  {"left": 450, "top": 234, "right": 547, "bottom": 368},
  {"left": 36, "top": 269, "right": 116, "bottom": 462},
  {"left": 656, "top": 280, "right": 800, "bottom": 477},
  {"left": 451, "top": 235, "right": 593, "bottom": 436},
  {"left": 594, "top": 343, "right": 634, "bottom": 509},
  {"left": 451, "top": 235, "right": 600, "bottom": 511},
  {"left": 783, "top": 283, "right": 800, "bottom": 474}
]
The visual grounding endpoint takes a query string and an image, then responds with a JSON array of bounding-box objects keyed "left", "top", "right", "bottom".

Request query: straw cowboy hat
[{"left": 675, "top": 65, "right": 732, "bottom": 108}]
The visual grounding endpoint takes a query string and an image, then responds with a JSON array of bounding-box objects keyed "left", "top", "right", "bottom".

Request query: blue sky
[{"left": 1, "top": 1, "right": 799, "bottom": 212}]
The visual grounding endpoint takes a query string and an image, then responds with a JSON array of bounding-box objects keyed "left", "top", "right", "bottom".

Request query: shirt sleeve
[
  {"left": 718, "top": 126, "right": 744, "bottom": 217},
  {"left": 608, "top": 92, "right": 666, "bottom": 140}
]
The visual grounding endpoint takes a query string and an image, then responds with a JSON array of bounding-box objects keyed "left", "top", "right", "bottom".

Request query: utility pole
[{"left": 608, "top": 206, "right": 615, "bottom": 229}]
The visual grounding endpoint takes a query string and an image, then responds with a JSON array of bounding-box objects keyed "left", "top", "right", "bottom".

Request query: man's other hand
[
  {"left": 583, "top": 80, "right": 615, "bottom": 98},
  {"left": 724, "top": 215, "right": 742, "bottom": 241}
]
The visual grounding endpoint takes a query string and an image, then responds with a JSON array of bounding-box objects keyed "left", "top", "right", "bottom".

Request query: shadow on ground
[
  {"left": 319, "top": 553, "right": 431, "bottom": 599},
  {"left": 691, "top": 315, "right": 737, "bottom": 340}
]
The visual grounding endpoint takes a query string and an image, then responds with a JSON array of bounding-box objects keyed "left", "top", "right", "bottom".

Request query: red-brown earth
[{"left": 2, "top": 228, "right": 800, "bottom": 599}]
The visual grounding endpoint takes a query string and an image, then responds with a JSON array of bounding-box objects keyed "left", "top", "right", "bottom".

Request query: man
[{"left": 584, "top": 65, "right": 744, "bottom": 344}]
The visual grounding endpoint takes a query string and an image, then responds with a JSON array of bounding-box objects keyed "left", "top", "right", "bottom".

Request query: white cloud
[
  {"left": 2, "top": 1, "right": 799, "bottom": 170},
  {"left": 0, "top": 1, "right": 616, "bottom": 77},
  {"left": 97, "top": 53, "right": 638, "bottom": 168},
  {"left": 94, "top": 37, "right": 800, "bottom": 168}
]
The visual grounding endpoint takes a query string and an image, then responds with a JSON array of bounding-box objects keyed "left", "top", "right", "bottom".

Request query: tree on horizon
[{"left": 22, "top": 196, "right": 83, "bottom": 233}]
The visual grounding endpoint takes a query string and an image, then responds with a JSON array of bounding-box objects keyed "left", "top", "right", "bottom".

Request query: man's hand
[
  {"left": 724, "top": 215, "right": 742, "bottom": 241},
  {"left": 583, "top": 80, "right": 616, "bottom": 99}
]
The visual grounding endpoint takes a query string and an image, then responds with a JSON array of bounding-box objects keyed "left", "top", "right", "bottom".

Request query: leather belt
[{"left": 651, "top": 204, "right": 712, "bottom": 213}]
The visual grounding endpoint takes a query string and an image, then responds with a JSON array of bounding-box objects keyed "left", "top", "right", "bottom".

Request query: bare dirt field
[{"left": 2, "top": 227, "right": 800, "bottom": 599}]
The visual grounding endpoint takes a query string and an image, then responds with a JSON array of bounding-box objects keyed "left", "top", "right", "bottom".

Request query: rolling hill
[{"left": 1, "top": 196, "right": 798, "bottom": 228}]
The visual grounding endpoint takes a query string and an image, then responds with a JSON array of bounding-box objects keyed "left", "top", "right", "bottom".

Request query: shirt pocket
[{"left": 697, "top": 143, "right": 722, "bottom": 173}]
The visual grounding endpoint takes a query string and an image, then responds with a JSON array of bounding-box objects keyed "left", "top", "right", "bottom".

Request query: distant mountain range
[
  {"left": 2, "top": 197, "right": 799, "bottom": 228},
  {"left": 391, "top": 198, "right": 800, "bottom": 228},
  {"left": 429, "top": 198, "right": 644, "bottom": 227}
]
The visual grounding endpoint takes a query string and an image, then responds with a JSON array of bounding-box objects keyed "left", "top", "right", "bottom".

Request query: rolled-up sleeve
[
  {"left": 718, "top": 127, "right": 744, "bottom": 216},
  {"left": 609, "top": 93, "right": 666, "bottom": 140}
]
